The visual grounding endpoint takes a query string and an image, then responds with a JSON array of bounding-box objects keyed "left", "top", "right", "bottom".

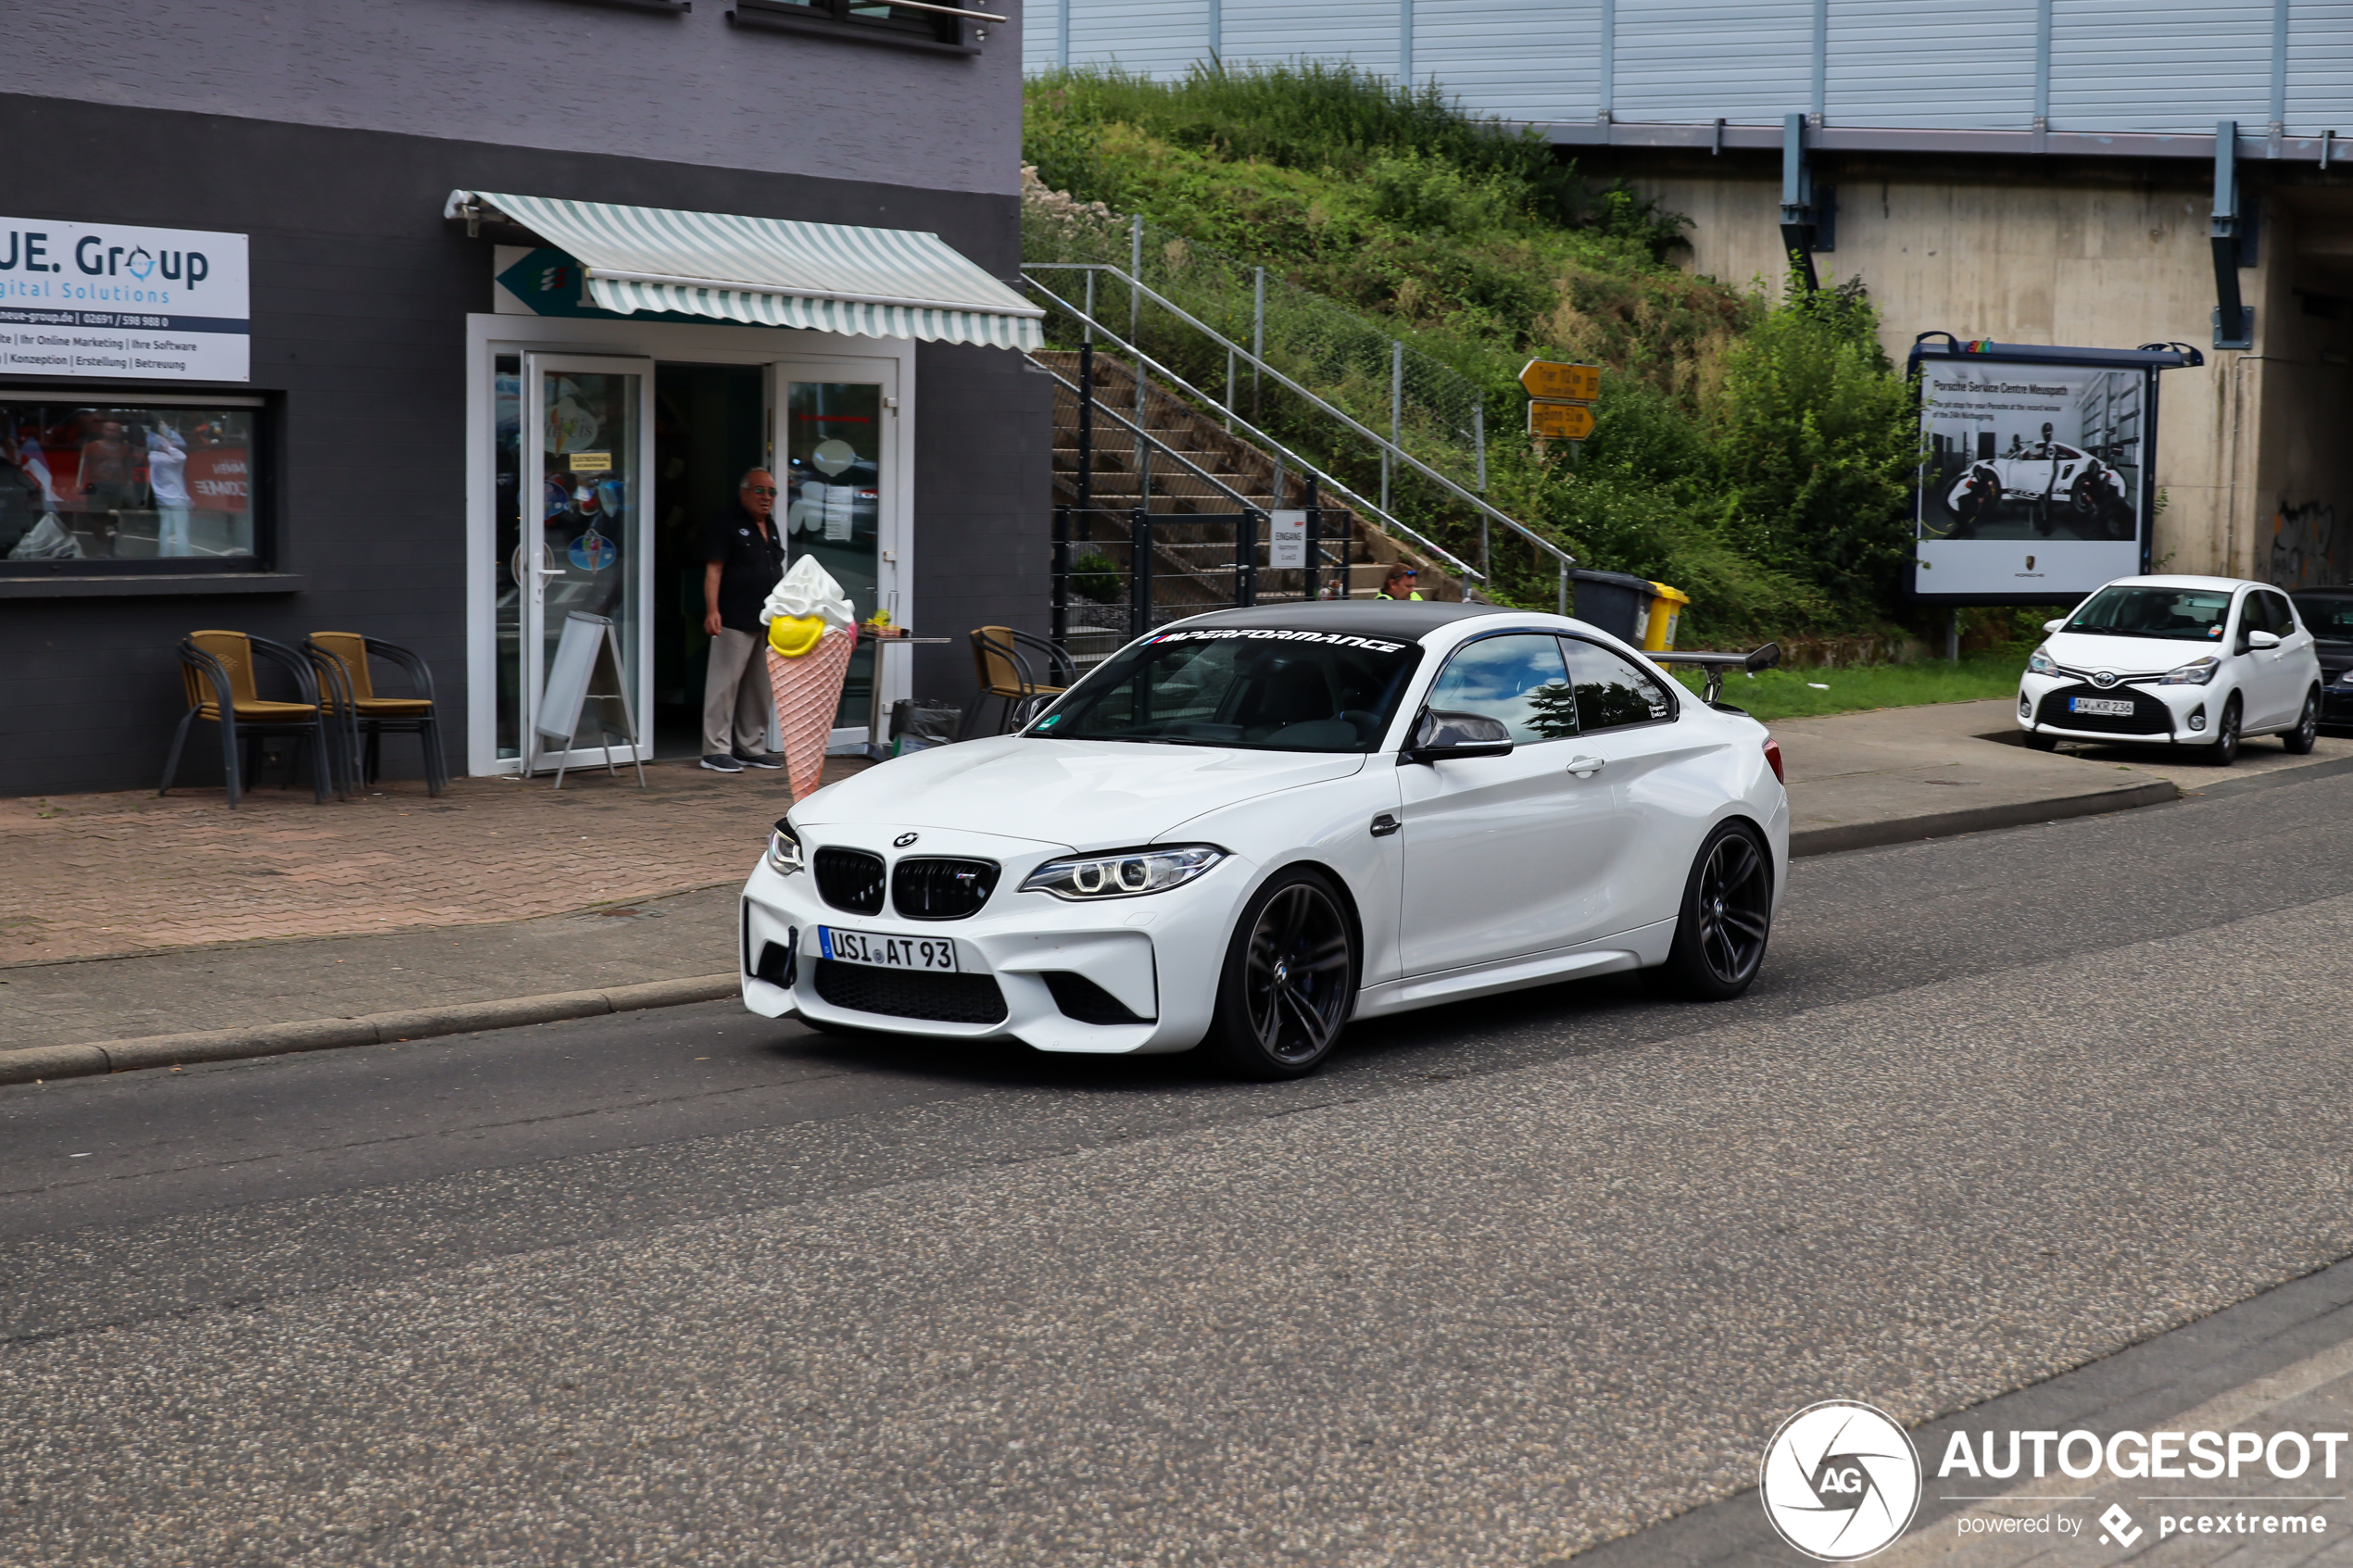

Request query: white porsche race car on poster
[
  {"left": 737, "top": 603, "right": 1790, "bottom": 1078},
  {"left": 1945, "top": 438, "right": 2133, "bottom": 539}
]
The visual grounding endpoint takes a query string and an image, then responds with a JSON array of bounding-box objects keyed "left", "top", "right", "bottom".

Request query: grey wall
[
  {"left": 0, "top": 94, "right": 1045, "bottom": 796},
  {"left": 9, "top": 0, "right": 1021, "bottom": 198}
]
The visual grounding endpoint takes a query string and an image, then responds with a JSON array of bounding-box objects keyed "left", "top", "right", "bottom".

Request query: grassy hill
[{"left": 1025, "top": 63, "right": 1921, "bottom": 642}]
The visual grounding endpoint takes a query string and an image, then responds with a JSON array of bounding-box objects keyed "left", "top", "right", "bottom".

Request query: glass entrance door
[
  {"left": 503, "top": 353, "right": 652, "bottom": 771},
  {"left": 779, "top": 369, "right": 898, "bottom": 736}
]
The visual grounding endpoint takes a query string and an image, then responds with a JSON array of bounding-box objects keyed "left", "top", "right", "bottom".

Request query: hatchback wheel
[
  {"left": 2284, "top": 689, "right": 2320, "bottom": 755},
  {"left": 1207, "top": 869, "right": 1356, "bottom": 1079},
  {"left": 1661, "top": 822, "right": 1773, "bottom": 1001},
  {"left": 2207, "top": 696, "right": 2242, "bottom": 766}
]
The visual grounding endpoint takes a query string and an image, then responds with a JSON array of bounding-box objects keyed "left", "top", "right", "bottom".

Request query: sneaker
[
  {"left": 733, "top": 750, "right": 785, "bottom": 771},
  {"left": 699, "top": 754, "right": 745, "bottom": 773}
]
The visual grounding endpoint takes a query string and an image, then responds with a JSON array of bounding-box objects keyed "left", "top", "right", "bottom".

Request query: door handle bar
[{"left": 1566, "top": 756, "right": 1605, "bottom": 776}]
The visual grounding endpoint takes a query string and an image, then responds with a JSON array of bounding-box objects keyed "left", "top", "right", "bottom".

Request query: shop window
[
  {"left": 0, "top": 395, "right": 266, "bottom": 572},
  {"left": 729, "top": 0, "right": 979, "bottom": 50}
]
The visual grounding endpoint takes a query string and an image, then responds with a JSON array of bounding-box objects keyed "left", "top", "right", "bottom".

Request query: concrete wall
[
  {"left": 0, "top": 94, "right": 1043, "bottom": 796},
  {"left": 1618, "top": 157, "right": 2324, "bottom": 585},
  {"left": 8, "top": 0, "right": 1021, "bottom": 198}
]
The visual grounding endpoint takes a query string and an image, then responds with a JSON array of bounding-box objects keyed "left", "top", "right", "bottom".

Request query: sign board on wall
[
  {"left": 0, "top": 219, "right": 250, "bottom": 382},
  {"left": 1907, "top": 338, "right": 2201, "bottom": 606}
]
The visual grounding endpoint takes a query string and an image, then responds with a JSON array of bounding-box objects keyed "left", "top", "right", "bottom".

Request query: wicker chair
[
  {"left": 304, "top": 632, "right": 447, "bottom": 796},
  {"left": 160, "top": 631, "right": 335, "bottom": 806},
  {"left": 957, "top": 625, "right": 1076, "bottom": 740}
]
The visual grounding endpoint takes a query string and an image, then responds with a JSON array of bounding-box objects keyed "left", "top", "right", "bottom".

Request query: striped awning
[{"left": 447, "top": 190, "right": 1042, "bottom": 351}]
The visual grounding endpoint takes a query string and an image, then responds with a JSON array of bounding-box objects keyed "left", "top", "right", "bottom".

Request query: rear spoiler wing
[{"left": 1649, "top": 643, "right": 1782, "bottom": 706}]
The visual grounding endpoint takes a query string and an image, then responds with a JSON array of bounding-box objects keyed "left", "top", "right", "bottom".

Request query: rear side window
[
  {"left": 1561, "top": 638, "right": 1675, "bottom": 731},
  {"left": 1425, "top": 633, "right": 1577, "bottom": 743}
]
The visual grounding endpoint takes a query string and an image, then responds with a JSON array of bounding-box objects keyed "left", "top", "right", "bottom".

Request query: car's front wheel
[
  {"left": 1206, "top": 868, "right": 1357, "bottom": 1079},
  {"left": 2206, "top": 696, "right": 2242, "bottom": 766},
  {"left": 1660, "top": 822, "right": 1774, "bottom": 1001},
  {"left": 2284, "top": 689, "right": 2321, "bottom": 754}
]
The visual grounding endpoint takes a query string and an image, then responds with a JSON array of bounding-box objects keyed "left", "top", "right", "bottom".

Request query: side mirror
[
  {"left": 1404, "top": 709, "right": 1515, "bottom": 764},
  {"left": 2043, "top": 619, "right": 2066, "bottom": 635},
  {"left": 2247, "top": 629, "right": 2282, "bottom": 650}
]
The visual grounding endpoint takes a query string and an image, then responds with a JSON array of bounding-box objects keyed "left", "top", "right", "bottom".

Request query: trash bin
[
  {"left": 1566, "top": 569, "right": 1657, "bottom": 644},
  {"left": 1642, "top": 582, "right": 1692, "bottom": 652}
]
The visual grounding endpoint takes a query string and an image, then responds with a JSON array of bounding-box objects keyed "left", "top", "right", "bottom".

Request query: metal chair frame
[
  {"left": 303, "top": 633, "right": 448, "bottom": 797},
  {"left": 160, "top": 633, "right": 336, "bottom": 807},
  {"left": 959, "top": 625, "right": 1079, "bottom": 739}
]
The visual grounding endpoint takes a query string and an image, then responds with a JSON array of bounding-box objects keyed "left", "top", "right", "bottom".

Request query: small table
[{"left": 860, "top": 630, "right": 952, "bottom": 760}]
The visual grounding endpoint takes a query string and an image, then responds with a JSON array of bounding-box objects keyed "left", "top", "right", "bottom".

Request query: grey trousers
[{"left": 702, "top": 627, "right": 774, "bottom": 759}]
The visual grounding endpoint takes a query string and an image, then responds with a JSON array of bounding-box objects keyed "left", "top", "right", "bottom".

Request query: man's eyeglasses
[{"left": 743, "top": 485, "right": 778, "bottom": 497}]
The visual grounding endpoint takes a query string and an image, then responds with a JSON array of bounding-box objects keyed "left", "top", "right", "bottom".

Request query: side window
[
  {"left": 2235, "top": 593, "right": 2272, "bottom": 646},
  {"left": 1425, "top": 633, "right": 1577, "bottom": 743},
  {"left": 2265, "top": 591, "right": 2298, "bottom": 635},
  {"left": 1561, "top": 638, "right": 1675, "bottom": 731}
]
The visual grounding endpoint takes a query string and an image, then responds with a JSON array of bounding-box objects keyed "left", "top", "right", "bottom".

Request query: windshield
[
  {"left": 2295, "top": 595, "right": 2353, "bottom": 642},
  {"left": 1031, "top": 626, "right": 1425, "bottom": 751},
  {"left": 2063, "top": 585, "right": 2233, "bottom": 642}
]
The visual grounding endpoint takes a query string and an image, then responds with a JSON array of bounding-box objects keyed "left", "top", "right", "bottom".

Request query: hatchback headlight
[
  {"left": 1021, "top": 845, "right": 1225, "bottom": 900},
  {"left": 2026, "top": 646, "right": 2058, "bottom": 677},
  {"left": 2339, "top": 669, "right": 2353, "bottom": 686},
  {"left": 2160, "top": 657, "right": 2221, "bottom": 685},
  {"left": 766, "top": 818, "right": 804, "bottom": 875}
]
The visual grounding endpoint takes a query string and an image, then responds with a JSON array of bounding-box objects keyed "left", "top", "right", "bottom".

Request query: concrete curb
[
  {"left": 1789, "top": 777, "right": 2180, "bottom": 858},
  {"left": 0, "top": 973, "right": 737, "bottom": 1087}
]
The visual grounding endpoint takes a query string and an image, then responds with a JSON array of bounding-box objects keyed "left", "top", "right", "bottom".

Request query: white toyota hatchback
[
  {"left": 739, "top": 603, "right": 1790, "bottom": 1077},
  {"left": 2017, "top": 574, "right": 2323, "bottom": 764}
]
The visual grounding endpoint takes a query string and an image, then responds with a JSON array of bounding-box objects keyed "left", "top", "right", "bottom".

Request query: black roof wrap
[{"left": 1160, "top": 601, "right": 1521, "bottom": 641}]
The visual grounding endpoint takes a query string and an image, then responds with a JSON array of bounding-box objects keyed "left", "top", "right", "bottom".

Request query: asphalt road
[{"left": 5, "top": 770, "right": 2353, "bottom": 1565}]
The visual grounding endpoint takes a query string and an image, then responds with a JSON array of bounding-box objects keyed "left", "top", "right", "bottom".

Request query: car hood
[
  {"left": 2044, "top": 630, "right": 2223, "bottom": 676},
  {"left": 789, "top": 736, "right": 1367, "bottom": 851}
]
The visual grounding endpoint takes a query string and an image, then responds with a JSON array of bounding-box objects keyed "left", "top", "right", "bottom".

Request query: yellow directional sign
[
  {"left": 1519, "top": 359, "right": 1600, "bottom": 402},
  {"left": 1528, "top": 399, "right": 1596, "bottom": 441}
]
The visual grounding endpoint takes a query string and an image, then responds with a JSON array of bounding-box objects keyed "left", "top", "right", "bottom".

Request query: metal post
[
  {"left": 1304, "top": 484, "right": 1322, "bottom": 602},
  {"left": 1383, "top": 339, "right": 1402, "bottom": 515},
  {"left": 1134, "top": 358, "right": 1151, "bottom": 512},
  {"left": 1131, "top": 507, "right": 1151, "bottom": 639},
  {"left": 1129, "top": 214, "right": 1143, "bottom": 345},
  {"left": 1252, "top": 266, "right": 1265, "bottom": 420},
  {"left": 1473, "top": 404, "right": 1487, "bottom": 492},
  {"left": 1076, "top": 341, "right": 1094, "bottom": 518},
  {"left": 1947, "top": 608, "right": 1960, "bottom": 662},
  {"left": 1480, "top": 516, "right": 1491, "bottom": 592},
  {"left": 1051, "top": 506, "right": 1071, "bottom": 653},
  {"left": 1225, "top": 345, "right": 1236, "bottom": 433},
  {"left": 1238, "top": 509, "right": 1258, "bottom": 608},
  {"left": 1082, "top": 269, "right": 1096, "bottom": 346},
  {"left": 1558, "top": 558, "right": 1569, "bottom": 617}
]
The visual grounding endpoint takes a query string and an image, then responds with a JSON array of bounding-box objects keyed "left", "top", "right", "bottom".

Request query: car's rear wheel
[
  {"left": 1660, "top": 822, "right": 1774, "bottom": 1001},
  {"left": 2284, "top": 689, "right": 2320, "bottom": 754},
  {"left": 1206, "top": 868, "right": 1356, "bottom": 1079},
  {"left": 2206, "top": 696, "right": 2242, "bottom": 766}
]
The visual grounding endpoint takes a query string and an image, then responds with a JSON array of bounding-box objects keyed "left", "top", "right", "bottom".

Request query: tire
[
  {"left": 2206, "top": 696, "right": 2242, "bottom": 766},
  {"left": 1205, "top": 868, "right": 1357, "bottom": 1079},
  {"left": 1660, "top": 822, "right": 1774, "bottom": 1001},
  {"left": 2284, "top": 689, "right": 2321, "bottom": 754},
  {"left": 2023, "top": 731, "right": 2059, "bottom": 752}
]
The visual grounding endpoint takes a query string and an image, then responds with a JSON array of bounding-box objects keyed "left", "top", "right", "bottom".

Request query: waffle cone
[{"left": 767, "top": 624, "right": 855, "bottom": 800}]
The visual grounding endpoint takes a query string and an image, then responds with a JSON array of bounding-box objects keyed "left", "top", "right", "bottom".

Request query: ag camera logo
[{"left": 1760, "top": 1400, "right": 1923, "bottom": 1561}]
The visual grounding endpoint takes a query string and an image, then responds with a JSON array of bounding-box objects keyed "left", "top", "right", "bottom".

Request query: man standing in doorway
[{"left": 699, "top": 468, "right": 787, "bottom": 773}]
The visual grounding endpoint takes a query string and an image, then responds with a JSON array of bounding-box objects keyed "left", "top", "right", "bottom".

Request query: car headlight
[
  {"left": 2159, "top": 657, "right": 2221, "bottom": 685},
  {"left": 765, "top": 817, "right": 804, "bottom": 876},
  {"left": 2339, "top": 669, "right": 2353, "bottom": 686},
  {"left": 2026, "top": 646, "right": 2058, "bottom": 677},
  {"left": 1021, "top": 845, "right": 1225, "bottom": 900}
]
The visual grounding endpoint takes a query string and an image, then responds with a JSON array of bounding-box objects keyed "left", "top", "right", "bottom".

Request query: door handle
[
  {"left": 1369, "top": 811, "right": 1401, "bottom": 837},
  {"left": 1566, "top": 755, "right": 1605, "bottom": 777}
]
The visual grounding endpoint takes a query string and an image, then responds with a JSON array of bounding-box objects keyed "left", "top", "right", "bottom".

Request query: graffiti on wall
[{"left": 2270, "top": 499, "right": 2346, "bottom": 590}]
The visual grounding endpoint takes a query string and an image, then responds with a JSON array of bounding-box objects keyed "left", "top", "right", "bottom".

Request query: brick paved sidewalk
[{"left": 0, "top": 758, "right": 870, "bottom": 965}]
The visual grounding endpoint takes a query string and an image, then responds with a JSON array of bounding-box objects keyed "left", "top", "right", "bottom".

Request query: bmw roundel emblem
[
  {"left": 2092, "top": 671, "right": 2119, "bottom": 689},
  {"left": 893, "top": 832, "right": 920, "bottom": 847}
]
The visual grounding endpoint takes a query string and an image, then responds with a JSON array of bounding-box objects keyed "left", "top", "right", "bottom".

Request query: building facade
[
  {"left": 1033, "top": 1, "right": 2353, "bottom": 596},
  {"left": 2, "top": 0, "right": 1047, "bottom": 796}
]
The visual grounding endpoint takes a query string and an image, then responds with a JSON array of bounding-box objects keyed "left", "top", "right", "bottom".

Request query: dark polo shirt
[{"left": 703, "top": 505, "right": 786, "bottom": 633}]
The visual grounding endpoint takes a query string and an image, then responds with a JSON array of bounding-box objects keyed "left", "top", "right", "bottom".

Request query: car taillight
[{"left": 1762, "top": 737, "right": 1785, "bottom": 784}]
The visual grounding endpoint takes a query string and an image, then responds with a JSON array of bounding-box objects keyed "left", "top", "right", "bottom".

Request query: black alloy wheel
[
  {"left": 1208, "top": 869, "right": 1356, "bottom": 1079},
  {"left": 1661, "top": 822, "right": 1774, "bottom": 1001},
  {"left": 2284, "top": 689, "right": 2321, "bottom": 754},
  {"left": 2207, "top": 696, "right": 2242, "bottom": 766}
]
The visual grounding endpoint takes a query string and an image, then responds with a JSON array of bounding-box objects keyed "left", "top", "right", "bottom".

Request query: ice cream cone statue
[{"left": 761, "top": 556, "right": 859, "bottom": 800}]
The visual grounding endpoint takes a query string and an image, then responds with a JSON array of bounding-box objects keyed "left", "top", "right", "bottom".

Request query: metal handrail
[
  {"left": 1023, "top": 273, "right": 1490, "bottom": 591},
  {"left": 1026, "top": 262, "right": 1577, "bottom": 605},
  {"left": 1033, "top": 356, "right": 1263, "bottom": 516}
]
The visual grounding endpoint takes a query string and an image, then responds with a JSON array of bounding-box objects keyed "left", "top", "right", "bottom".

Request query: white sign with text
[
  {"left": 0, "top": 219, "right": 251, "bottom": 382},
  {"left": 1268, "top": 509, "right": 1307, "bottom": 570}
]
